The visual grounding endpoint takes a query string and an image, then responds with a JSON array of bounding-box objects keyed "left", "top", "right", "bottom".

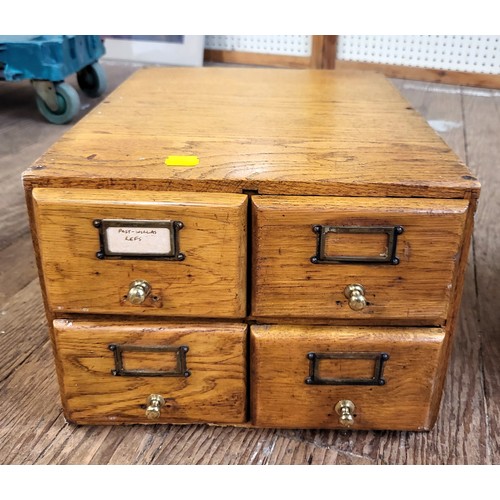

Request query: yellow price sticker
[{"left": 165, "top": 155, "right": 199, "bottom": 167}]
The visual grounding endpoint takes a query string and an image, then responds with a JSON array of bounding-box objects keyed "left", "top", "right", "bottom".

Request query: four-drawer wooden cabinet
[{"left": 23, "top": 67, "right": 480, "bottom": 431}]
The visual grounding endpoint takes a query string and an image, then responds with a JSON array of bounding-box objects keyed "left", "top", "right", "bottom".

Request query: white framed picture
[{"left": 102, "top": 35, "right": 205, "bottom": 66}]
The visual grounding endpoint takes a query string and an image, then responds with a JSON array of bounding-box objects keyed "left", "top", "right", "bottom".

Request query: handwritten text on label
[{"left": 105, "top": 226, "right": 172, "bottom": 255}]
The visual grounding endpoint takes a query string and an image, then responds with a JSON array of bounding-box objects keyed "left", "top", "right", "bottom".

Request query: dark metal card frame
[
  {"left": 108, "top": 344, "right": 190, "bottom": 377},
  {"left": 310, "top": 225, "right": 404, "bottom": 265},
  {"left": 305, "top": 351, "right": 390, "bottom": 386},
  {"left": 93, "top": 219, "right": 185, "bottom": 261}
]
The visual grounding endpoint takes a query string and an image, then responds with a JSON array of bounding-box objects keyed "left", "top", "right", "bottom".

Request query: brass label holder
[
  {"left": 108, "top": 344, "right": 190, "bottom": 377},
  {"left": 310, "top": 225, "right": 404, "bottom": 265},
  {"left": 305, "top": 351, "right": 389, "bottom": 386}
]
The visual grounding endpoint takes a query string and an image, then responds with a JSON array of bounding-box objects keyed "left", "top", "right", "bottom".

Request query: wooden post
[{"left": 310, "top": 35, "right": 338, "bottom": 69}]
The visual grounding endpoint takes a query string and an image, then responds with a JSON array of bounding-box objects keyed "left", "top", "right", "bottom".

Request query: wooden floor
[{"left": 0, "top": 62, "right": 498, "bottom": 465}]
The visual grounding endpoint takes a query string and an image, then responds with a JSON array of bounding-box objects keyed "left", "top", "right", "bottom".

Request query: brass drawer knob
[
  {"left": 127, "top": 280, "right": 151, "bottom": 305},
  {"left": 344, "top": 284, "right": 366, "bottom": 311},
  {"left": 145, "top": 394, "right": 165, "bottom": 420},
  {"left": 335, "top": 400, "right": 355, "bottom": 427}
]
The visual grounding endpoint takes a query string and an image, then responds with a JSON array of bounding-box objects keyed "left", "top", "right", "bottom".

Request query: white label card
[{"left": 104, "top": 225, "right": 172, "bottom": 256}]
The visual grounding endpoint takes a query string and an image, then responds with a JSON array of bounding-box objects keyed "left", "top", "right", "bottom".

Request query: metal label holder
[
  {"left": 305, "top": 351, "right": 389, "bottom": 386},
  {"left": 93, "top": 219, "right": 185, "bottom": 261},
  {"left": 310, "top": 225, "right": 404, "bottom": 265},
  {"left": 108, "top": 344, "right": 190, "bottom": 378}
]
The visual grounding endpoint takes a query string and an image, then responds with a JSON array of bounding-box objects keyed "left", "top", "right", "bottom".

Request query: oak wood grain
[
  {"left": 22, "top": 67, "right": 479, "bottom": 199},
  {"left": 252, "top": 196, "right": 468, "bottom": 323},
  {"left": 250, "top": 324, "right": 445, "bottom": 430},
  {"left": 52, "top": 320, "right": 247, "bottom": 425},
  {"left": 24, "top": 68, "right": 477, "bottom": 437},
  {"left": 1, "top": 64, "right": 495, "bottom": 465},
  {"left": 33, "top": 188, "right": 247, "bottom": 318}
]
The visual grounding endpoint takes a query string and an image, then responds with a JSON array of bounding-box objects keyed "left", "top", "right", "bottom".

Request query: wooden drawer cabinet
[{"left": 23, "top": 67, "right": 480, "bottom": 430}]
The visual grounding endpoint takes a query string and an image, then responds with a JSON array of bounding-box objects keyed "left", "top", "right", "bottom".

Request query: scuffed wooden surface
[
  {"left": 0, "top": 65, "right": 497, "bottom": 464},
  {"left": 23, "top": 67, "right": 479, "bottom": 199}
]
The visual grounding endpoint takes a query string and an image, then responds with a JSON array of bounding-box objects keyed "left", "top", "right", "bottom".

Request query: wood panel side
[
  {"left": 22, "top": 187, "right": 53, "bottom": 324},
  {"left": 425, "top": 199, "right": 478, "bottom": 427},
  {"left": 446, "top": 198, "right": 478, "bottom": 333}
]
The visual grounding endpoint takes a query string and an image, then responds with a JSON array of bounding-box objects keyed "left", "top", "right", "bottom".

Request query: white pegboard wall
[
  {"left": 337, "top": 35, "right": 500, "bottom": 74},
  {"left": 205, "top": 36, "right": 312, "bottom": 56}
]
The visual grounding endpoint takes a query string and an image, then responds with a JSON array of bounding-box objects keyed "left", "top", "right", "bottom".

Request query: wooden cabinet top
[{"left": 23, "top": 67, "right": 480, "bottom": 199}]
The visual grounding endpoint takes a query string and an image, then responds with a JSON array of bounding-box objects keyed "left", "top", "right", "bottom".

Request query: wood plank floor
[{"left": 0, "top": 62, "right": 498, "bottom": 465}]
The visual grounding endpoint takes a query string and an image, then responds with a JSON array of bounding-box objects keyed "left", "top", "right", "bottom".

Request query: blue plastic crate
[
  {"left": 0, "top": 35, "right": 105, "bottom": 82},
  {"left": 0, "top": 35, "right": 107, "bottom": 124}
]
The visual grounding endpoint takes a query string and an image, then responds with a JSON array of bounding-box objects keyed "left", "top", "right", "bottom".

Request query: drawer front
[
  {"left": 33, "top": 188, "right": 247, "bottom": 318},
  {"left": 250, "top": 325, "right": 445, "bottom": 430},
  {"left": 252, "top": 196, "right": 468, "bottom": 323},
  {"left": 52, "top": 320, "right": 247, "bottom": 424}
]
